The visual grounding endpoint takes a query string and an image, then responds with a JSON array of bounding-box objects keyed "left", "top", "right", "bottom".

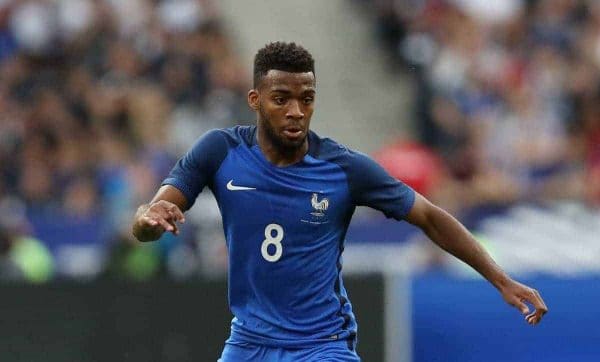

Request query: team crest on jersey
[
  {"left": 302, "top": 193, "right": 330, "bottom": 225},
  {"left": 310, "top": 193, "right": 329, "bottom": 216}
]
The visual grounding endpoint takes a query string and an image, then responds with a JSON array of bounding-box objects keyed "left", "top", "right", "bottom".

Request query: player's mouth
[{"left": 282, "top": 127, "right": 304, "bottom": 139}]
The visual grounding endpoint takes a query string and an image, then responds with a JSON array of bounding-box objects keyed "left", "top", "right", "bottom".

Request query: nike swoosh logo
[{"left": 226, "top": 180, "right": 256, "bottom": 191}]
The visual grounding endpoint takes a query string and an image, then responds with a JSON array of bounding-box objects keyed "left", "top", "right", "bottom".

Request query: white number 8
[{"left": 261, "top": 224, "right": 284, "bottom": 262}]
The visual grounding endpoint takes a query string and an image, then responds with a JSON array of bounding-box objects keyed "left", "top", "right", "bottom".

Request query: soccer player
[{"left": 132, "top": 42, "right": 548, "bottom": 361}]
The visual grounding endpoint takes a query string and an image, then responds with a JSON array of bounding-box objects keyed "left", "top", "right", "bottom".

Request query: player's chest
[{"left": 212, "top": 152, "right": 351, "bottom": 226}]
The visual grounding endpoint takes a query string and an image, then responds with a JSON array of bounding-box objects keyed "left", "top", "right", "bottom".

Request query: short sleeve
[
  {"left": 344, "top": 150, "right": 416, "bottom": 220},
  {"left": 162, "top": 129, "right": 229, "bottom": 208}
]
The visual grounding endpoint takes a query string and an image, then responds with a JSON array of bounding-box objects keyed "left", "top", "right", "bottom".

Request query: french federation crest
[{"left": 310, "top": 193, "right": 329, "bottom": 217}]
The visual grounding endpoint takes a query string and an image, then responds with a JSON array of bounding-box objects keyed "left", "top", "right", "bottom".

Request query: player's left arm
[{"left": 405, "top": 192, "right": 549, "bottom": 325}]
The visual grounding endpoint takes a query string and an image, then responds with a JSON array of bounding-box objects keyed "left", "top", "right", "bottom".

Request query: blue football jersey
[{"left": 162, "top": 125, "right": 415, "bottom": 348}]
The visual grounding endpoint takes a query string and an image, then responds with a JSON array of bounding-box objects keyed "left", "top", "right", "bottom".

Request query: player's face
[{"left": 249, "top": 70, "right": 315, "bottom": 150}]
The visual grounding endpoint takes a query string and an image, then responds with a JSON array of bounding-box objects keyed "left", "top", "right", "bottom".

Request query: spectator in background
[
  {"left": 582, "top": 100, "right": 600, "bottom": 205},
  {"left": 0, "top": 197, "right": 53, "bottom": 283},
  {"left": 0, "top": 225, "right": 23, "bottom": 281},
  {"left": 365, "top": 0, "right": 600, "bottom": 213},
  {"left": 0, "top": 0, "right": 250, "bottom": 281}
]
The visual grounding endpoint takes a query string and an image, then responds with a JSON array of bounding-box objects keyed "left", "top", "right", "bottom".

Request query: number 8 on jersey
[{"left": 261, "top": 224, "right": 284, "bottom": 262}]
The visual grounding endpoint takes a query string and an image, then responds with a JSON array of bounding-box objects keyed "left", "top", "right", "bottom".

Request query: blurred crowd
[
  {"left": 0, "top": 0, "right": 250, "bottom": 282},
  {"left": 362, "top": 0, "right": 600, "bottom": 215},
  {"left": 3, "top": 0, "right": 600, "bottom": 283}
]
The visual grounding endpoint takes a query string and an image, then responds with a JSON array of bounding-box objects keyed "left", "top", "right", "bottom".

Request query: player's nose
[{"left": 286, "top": 100, "right": 304, "bottom": 119}]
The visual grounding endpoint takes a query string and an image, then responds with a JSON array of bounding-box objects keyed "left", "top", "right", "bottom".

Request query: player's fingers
[
  {"left": 167, "top": 209, "right": 185, "bottom": 224},
  {"left": 531, "top": 308, "right": 546, "bottom": 324},
  {"left": 151, "top": 201, "right": 185, "bottom": 223},
  {"left": 522, "top": 291, "right": 547, "bottom": 325},
  {"left": 512, "top": 298, "right": 530, "bottom": 315},
  {"left": 154, "top": 217, "right": 174, "bottom": 232},
  {"left": 167, "top": 218, "right": 179, "bottom": 235},
  {"left": 526, "top": 312, "right": 536, "bottom": 321},
  {"left": 150, "top": 211, "right": 180, "bottom": 234},
  {"left": 156, "top": 201, "right": 180, "bottom": 217},
  {"left": 149, "top": 202, "right": 174, "bottom": 219},
  {"left": 526, "top": 315, "right": 537, "bottom": 325},
  {"left": 526, "top": 313, "right": 541, "bottom": 325},
  {"left": 163, "top": 203, "right": 185, "bottom": 221},
  {"left": 140, "top": 215, "right": 172, "bottom": 235},
  {"left": 139, "top": 215, "right": 158, "bottom": 227},
  {"left": 532, "top": 289, "right": 548, "bottom": 314},
  {"left": 526, "top": 289, "right": 548, "bottom": 317},
  {"left": 173, "top": 207, "right": 185, "bottom": 223}
]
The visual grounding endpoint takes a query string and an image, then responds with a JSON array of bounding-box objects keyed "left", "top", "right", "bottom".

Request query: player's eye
[
  {"left": 274, "top": 97, "right": 286, "bottom": 105},
  {"left": 303, "top": 97, "right": 314, "bottom": 104}
]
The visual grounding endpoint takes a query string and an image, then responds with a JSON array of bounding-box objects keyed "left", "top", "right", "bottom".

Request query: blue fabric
[
  {"left": 315, "top": 137, "right": 415, "bottom": 220},
  {"left": 346, "top": 212, "right": 419, "bottom": 244},
  {"left": 413, "top": 273, "right": 600, "bottom": 362},
  {"left": 218, "top": 341, "right": 360, "bottom": 362},
  {"left": 29, "top": 209, "right": 110, "bottom": 254},
  {"left": 162, "top": 129, "right": 231, "bottom": 209},
  {"left": 163, "top": 125, "right": 415, "bottom": 349}
]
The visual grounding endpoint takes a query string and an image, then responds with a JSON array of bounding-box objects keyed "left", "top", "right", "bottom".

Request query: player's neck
[{"left": 256, "top": 128, "right": 308, "bottom": 167}]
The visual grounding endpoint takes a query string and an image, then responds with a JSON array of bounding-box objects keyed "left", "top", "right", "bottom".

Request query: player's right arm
[
  {"left": 131, "top": 128, "right": 230, "bottom": 242},
  {"left": 132, "top": 185, "right": 187, "bottom": 242}
]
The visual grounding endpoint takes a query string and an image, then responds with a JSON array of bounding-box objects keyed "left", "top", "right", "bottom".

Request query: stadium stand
[
  {"left": 1, "top": 0, "right": 598, "bottom": 280},
  {"left": 360, "top": 0, "right": 600, "bottom": 210},
  {"left": 352, "top": 0, "right": 600, "bottom": 276},
  {"left": 0, "top": 0, "right": 251, "bottom": 280}
]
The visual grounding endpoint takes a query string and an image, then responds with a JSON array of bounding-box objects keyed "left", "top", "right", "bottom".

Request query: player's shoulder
[
  {"left": 193, "top": 124, "right": 256, "bottom": 150},
  {"left": 309, "top": 131, "right": 371, "bottom": 167},
  {"left": 309, "top": 132, "right": 350, "bottom": 160},
  {"left": 202, "top": 125, "right": 256, "bottom": 147},
  {"left": 182, "top": 125, "right": 255, "bottom": 165}
]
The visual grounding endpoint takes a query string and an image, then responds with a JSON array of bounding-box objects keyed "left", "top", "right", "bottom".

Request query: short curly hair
[{"left": 253, "top": 42, "right": 315, "bottom": 87}]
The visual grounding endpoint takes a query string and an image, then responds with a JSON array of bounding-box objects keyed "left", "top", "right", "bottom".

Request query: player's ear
[{"left": 248, "top": 89, "right": 259, "bottom": 111}]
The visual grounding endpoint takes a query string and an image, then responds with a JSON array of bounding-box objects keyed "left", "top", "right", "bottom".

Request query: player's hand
[
  {"left": 499, "top": 279, "right": 548, "bottom": 325},
  {"left": 135, "top": 200, "right": 186, "bottom": 240}
]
